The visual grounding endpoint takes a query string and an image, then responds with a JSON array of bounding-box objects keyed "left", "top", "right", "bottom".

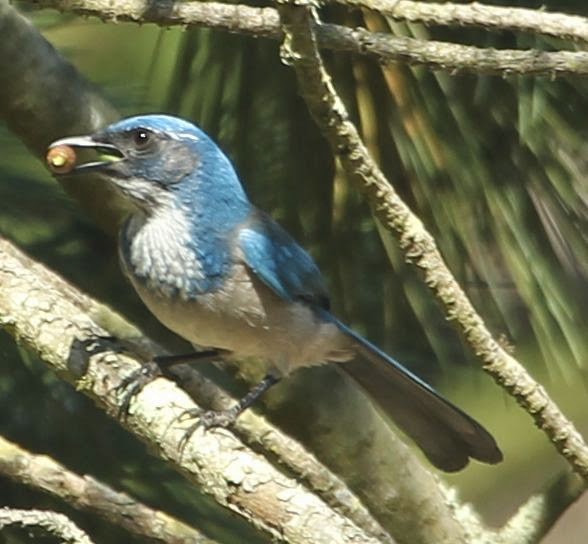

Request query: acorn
[{"left": 46, "top": 145, "right": 77, "bottom": 174}]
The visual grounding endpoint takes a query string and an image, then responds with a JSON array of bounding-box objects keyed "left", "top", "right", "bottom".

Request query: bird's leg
[
  {"left": 116, "top": 349, "right": 225, "bottom": 419},
  {"left": 178, "top": 374, "right": 281, "bottom": 451},
  {"left": 200, "top": 373, "right": 281, "bottom": 427}
]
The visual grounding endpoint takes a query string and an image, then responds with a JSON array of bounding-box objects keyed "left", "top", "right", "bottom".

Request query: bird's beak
[{"left": 47, "top": 135, "right": 124, "bottom": 175}]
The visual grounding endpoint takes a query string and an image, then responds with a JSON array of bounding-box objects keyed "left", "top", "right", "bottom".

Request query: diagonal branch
[
  {"left": 0, "top": 434, "right": 217, "bottom": 544},
  {"left": 499, "top": 472, "right": 585, "bottom": 544},
  {"left": 333, "top": 0, "right": 588, "bottom": 45},
  {"left": 0, "top": 508, "right": 93, "bottom": 544},
  {"left": 275, "top": 2, "right": 588, "bottom": 482},
  {"left": 21, "top": 0, "right": 588, "bottom": 77},
  {"left": 318, "top": 25, "right": 588, "bottom": 76},
  {"left": 0, "top": 235, "right": 391, "bottom": 544}
]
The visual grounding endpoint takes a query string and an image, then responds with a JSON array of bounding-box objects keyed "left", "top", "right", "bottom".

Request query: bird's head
[{"left": 47, "top": 114, "right": 247, "bottom": 213}]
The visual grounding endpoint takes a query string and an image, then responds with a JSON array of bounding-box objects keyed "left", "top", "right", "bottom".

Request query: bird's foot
[
  {"left": 114, "top": 360, "right": 162, "bottom": 420},
  {"left": 199, "top": 407, "right": 241, "bottom": 429},
  {"left": 113, "top": 349, "right": 227, "bottom": 422},
  {"left": 175, "top": 374, "right": 280, "bottom": 455},
  {"left": 176, "top": 406, "right": 240, "bottom": 455}
]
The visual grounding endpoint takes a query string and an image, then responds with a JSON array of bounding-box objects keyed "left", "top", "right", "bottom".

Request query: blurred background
[{"left": 1, "top": 1, "right": 587, "bottom": 542}]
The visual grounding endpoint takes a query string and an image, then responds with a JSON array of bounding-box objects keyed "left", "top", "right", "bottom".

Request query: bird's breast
[
  {"left": 119, "top": 213, "right": 352, "bottom": 375},
  {"left": 119, "top": 211, "right": 228, "bottom": 297}
]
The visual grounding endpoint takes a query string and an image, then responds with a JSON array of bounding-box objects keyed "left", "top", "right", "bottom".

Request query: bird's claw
[
  {"left": 113, "top": 360, "right": 162, "bottom": 420},
  {"left": 176, "top": 407, "right": 240, "bottom": 456},
  {"left": 198, "top": 409, "right": 239, "bottom": 429}
]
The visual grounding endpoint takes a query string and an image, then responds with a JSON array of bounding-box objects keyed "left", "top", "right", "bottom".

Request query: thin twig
[
  {"left": 21, "top": 0, "right": 588, "bottom": 77},
  {"left": 0, "top": 508, "right": 94, "bottom": 544},
  {"left": 319, "top": 24, "right": 588, "bottom": 76},
  {"left": 0, "top": 434, "right": 216, "bottom": 544},
  {"left": 333, "top": 0, "right": 588, "bottom": 45},
  {"left": 275, "top": 2, "right": 588, "bottom": 481}
]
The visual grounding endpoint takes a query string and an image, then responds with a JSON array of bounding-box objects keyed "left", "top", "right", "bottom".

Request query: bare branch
[
  {"left": 0, "top": 434, "right": 216, "bottom": 544},
  {"left": 275, "top": 2, "right": 588, "bottom": 482},
  {"left": 336, "top": 0, "right": 588, "bottom": 45},
  {"left": 319, "top": 25, "right": 588, "bottom": 77},
  {"left": 24, "top": 0, "right": 283, "bottom": 36},
  {"left": 7, "top": 222, "right": 580, "bottom": 543},
  {"left": 21, "top": 0, "right": 588, "bottom": 78},
  {"left": 0, "top": 235, "right": 390, "bottom": 544},
  {"left": 0, "top": 507, "right": 94, "bottom": 544},
  {"left": 166, "top": 366, "right": 395, "bottom": 544},
  {"left": 499, "top": 472, "right": 585, "bottom": 544}
]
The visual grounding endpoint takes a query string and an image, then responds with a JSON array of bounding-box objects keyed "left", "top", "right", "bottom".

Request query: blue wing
[{"left": 237, "top": 210, "right": 330, "bottom": 309}]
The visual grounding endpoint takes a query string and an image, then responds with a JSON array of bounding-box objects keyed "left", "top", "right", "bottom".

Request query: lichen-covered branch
[
  {"left": 334, "top": 0, "right": 588, "bottom": 45},
  {"left": 21, "top": 0, "right": 588, "bottom": 78},
  {"left": 276, "top": 3, "right": 588, "bottom": 482},
  {"left": 498, "top": 472, "right": 584, "bottom": 544},
  {"left": 0, "top": 434, "right": 216, "bottom": 544},
  {"left": 165, "top": 366, "right": 395, "bottom": 544},
  {"left": 0, "top": 235, "right": 390, "bottom": 544},
  {"left": 319, "top": 24, "right": 588, "bottom": 77},
  {"left": 0, "top": 507, "right": 94, "bottom": 544},
  {"left": 1, "top": 244, "right": 580, "bottom": 544}
]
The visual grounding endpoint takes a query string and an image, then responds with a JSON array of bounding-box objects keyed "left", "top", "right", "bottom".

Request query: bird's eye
[{"left": 131, "top": 129, "right": 153, "bottom": 150}]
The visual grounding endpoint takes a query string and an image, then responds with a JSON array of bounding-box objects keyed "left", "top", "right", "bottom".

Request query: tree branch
[
  {"left": 21, "top": 0, "right": 588, "bottom": 77},
  {"left": 319, "top": 25, "right": 588, "bottom": 77},
  {"left": 165, "top": 366, "right": 395, "bottom": 544},
  {"left": 0, "top": 507, "right": 94, "bottom": 544},
  {"left": 275, "top": 2, "right": 588, "bottom": 482},
  {"left": 0, "top": 235, "right": 390, "bottom": 544},
  {"left": 335, "top": 0, "right": 588, "bottom": 45},
  {"left": 0, "top": 434, "right": 216, "bottom": 544},
  {"left": 499, "top": 472, "right": 585, "bottom": 544},
  {"left": 0, "top": 7, "right": 499, "bottom": 543},
  {"left": 2, "top": 237, "right": 581, "bottom": 544}
]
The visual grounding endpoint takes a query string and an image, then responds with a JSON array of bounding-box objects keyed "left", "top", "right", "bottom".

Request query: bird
[{"left": 47, "top": 114, "right": 502, "bottom": 472}]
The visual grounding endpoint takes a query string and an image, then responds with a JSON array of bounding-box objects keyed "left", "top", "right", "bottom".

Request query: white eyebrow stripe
[{"left": 168, "top": 132, "right": 199, "bottom": 142}]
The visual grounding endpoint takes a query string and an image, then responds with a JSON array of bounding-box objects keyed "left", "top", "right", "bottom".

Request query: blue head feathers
[{"left": 52, "top": 114, "right": 249, "bottom": 214}]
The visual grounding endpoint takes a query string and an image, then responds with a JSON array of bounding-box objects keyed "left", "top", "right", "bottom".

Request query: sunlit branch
[
  {"left": 275, "top": 1, "right": 588, "bottom": 483},
  {"left": 0, "top": 434, "right": 216, "bottom": 544},
  {"left": 22, "top": 0, "right": 588, "bottom": 77},
  {"left": 319, "top": 25, "right": 588, "bottom": 76},
  {"left": 0, "top": 508, "right": 94, "bottom": 544},
  {"left": 332, "top": 0, "right": 588, "bottom": 45},
  {"left": 0, "top": 236, "right": 391, "bottom": 544}
]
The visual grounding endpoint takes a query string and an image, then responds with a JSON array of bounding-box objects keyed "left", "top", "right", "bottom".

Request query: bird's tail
[{"left": 329, "top": 316, "right": 502, "bottom": 472}]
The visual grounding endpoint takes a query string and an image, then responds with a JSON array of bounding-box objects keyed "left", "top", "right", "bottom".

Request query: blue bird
[{"left": 48, "top": 114, "right": 502, "bottom": 471}]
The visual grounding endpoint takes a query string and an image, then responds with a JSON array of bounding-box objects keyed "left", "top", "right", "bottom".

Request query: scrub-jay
[{"left": 48, "top": 114, "right": 502, "bottom": 471}]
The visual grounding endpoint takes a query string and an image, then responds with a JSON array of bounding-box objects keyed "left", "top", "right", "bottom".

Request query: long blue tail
[{"left": 330, "top": 316, "right": 502, "bottom": 471}]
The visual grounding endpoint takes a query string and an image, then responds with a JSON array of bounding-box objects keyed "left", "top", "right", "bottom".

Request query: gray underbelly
[{"left": 128, "top": 274, "right": 352, "bottom": 375}]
